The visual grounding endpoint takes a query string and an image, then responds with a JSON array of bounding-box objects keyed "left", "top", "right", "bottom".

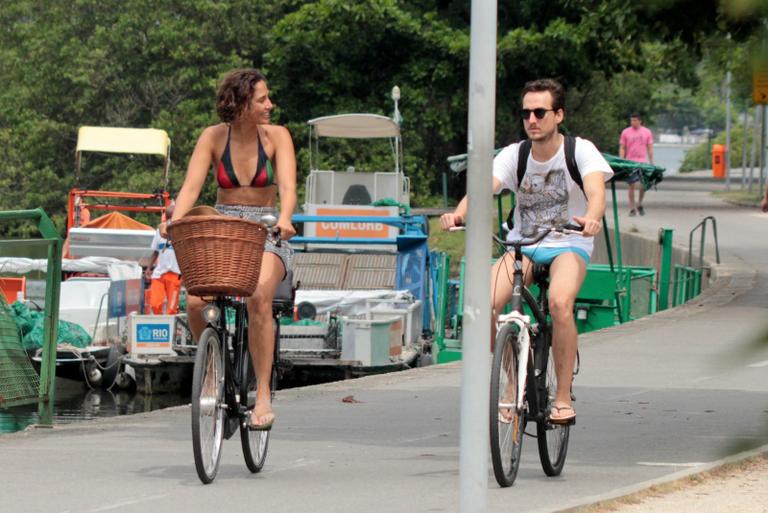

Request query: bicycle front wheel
[
  {"left": 536, "top": 343, "right": 570, "bottom": 476},
  {"left": 240, "top": 345, "right": 270, "bottom": 473},
  {"left": 191, "top": 327, "right": 225, "bottom": 484},
  {"left": 489, "top": 323, "right": 526, "bottom": 487}
]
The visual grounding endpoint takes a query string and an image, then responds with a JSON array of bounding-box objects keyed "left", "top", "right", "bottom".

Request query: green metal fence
[
  {"left": 673, "top": 265, "right": 702, "bottom": 306},
  {"left": 0, "top": 209, "right": 62, "bottom": 423}
]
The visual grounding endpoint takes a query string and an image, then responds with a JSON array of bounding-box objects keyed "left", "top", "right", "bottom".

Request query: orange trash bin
[{"left": 711, "top": 144, "right": 726, "bottom": 179}]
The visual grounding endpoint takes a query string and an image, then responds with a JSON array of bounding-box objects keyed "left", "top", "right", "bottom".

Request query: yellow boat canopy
[
  {"left": 76, "top": 126, "right": 170, "bottom": 157},
  {"left": 75, "top": 126, "right": 171, "bottom": 190}
]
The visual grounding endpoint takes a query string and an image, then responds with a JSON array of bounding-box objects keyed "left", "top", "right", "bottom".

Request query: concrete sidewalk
[{"left": 1, "top": 185, "right": 767, "bottom": 513}]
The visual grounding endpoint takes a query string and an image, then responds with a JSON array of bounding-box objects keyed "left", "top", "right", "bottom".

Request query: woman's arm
[
  {"left": 271, "top": 125, "right": 297, "bottom": 239},
  {"left": 171, "top": 127, "right": 216, "bottom": 222}
]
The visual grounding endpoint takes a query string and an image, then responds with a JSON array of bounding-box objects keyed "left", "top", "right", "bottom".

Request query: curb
[{"left": 549, "top": 444, "right": 768, "bottom": 513}]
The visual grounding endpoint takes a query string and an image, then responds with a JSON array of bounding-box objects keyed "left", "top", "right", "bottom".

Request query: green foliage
[
  {"left": 0, "top": 0, "right": 763, "bottom": 238},
  {"left": 679, "top": 123, "right": 757, "bottom": 172}
]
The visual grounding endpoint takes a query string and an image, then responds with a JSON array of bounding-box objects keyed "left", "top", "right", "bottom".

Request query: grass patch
[
  {"left": 427, "top": 215, "right": 505, "bottom": 275},
  {"left": 427, "top": 217, "right": 466, "bottom": 275},
  {"left": 712, "top": 190, "right": 762, "bottom": 206}
]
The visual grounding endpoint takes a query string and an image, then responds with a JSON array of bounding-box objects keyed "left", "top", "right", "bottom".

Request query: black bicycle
[
  {"left": 489, "top": 224, "right": 581, "bottom": 487},
  {"left": 191, "top": 261, "right": 294, "bottom": 484}
]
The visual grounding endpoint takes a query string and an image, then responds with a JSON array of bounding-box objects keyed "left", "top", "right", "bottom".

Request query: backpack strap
[
  {"left": 516, "top": 139, "right": 532, "bottom": 189},
  {"left": 563, "top": 135, "right": 583, "bottom": 193},
  {"left": 506, "top": 140, "right": 533, "bottom": 230}
]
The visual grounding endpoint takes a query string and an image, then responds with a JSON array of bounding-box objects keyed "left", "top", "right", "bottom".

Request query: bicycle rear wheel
[
  {"left": 536, "top": 343, "right": 570, "bottom": 476},
  {"left": 191, "top": 327, "right": 225, "bottom": 484},
  {"left": 489, "top": 323, "right": 526, "bottom": 487},
  {"left": 240, "top": 345, "right": 270, "bottom": 473}
]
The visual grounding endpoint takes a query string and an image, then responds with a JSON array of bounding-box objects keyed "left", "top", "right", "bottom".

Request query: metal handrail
[{"left": 687, "top": 216, "right": 720, "bottom": 270}]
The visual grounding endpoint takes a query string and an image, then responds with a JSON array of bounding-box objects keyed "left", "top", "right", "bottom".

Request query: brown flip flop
[{"left": 549, "top": 405, "right": 576, "bottom": 425}]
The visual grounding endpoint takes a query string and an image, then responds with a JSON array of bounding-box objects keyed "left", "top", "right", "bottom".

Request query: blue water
[{"left": 654, "top": 144, "right": 694, "bottom": 175}]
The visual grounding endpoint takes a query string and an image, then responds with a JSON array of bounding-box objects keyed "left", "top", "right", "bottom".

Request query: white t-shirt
[
  {"left": 150, "top": 230, "right": 181, "bottom": 278},
  {"left": 492, "top": 137, "right": 613, "bottom": 256}
]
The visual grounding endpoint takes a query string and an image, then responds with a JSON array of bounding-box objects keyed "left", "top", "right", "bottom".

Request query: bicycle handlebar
[{"left": 492, "top": 224, "right": 584, "bottom": 248}]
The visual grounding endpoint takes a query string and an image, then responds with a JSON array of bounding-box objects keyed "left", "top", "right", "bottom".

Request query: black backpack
[{"left": 505, "top": 135, "right": 583, "bottom": 230}]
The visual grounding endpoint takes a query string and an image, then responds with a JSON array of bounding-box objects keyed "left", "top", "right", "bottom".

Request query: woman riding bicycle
[{"left": 171, "top": 68, "right": 297, "bottom": 431}]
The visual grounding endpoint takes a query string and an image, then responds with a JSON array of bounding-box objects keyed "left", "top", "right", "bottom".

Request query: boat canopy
[
  {"left": 76, "top": 126, "right": 170, "bottom": 157},
  {"left": 75, "top": 126, "right": 171, "bottom": 190},
  {"left": 308, "top": 114, "right": 400, "bottom": 139}
]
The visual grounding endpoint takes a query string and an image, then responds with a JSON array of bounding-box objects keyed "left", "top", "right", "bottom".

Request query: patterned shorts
[{"left": 214, "top": 204, "right": 293, "bottom": 275}]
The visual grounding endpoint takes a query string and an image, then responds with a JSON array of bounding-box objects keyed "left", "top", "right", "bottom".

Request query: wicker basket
[{"left": 167, "top": 215, "right": 267, "bottom": 297}]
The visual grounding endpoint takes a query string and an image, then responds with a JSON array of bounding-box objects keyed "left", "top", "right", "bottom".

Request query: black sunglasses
[{"left": 521, "top": 108, "right": 554, "bottom": 120}]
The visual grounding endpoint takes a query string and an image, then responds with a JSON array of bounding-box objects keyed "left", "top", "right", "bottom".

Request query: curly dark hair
[
  {"left": 521, "top": 78, "right": 565, "bottom": 112},
  {"left": 215, "top": 68, "right": 267, "bottom": 123}
]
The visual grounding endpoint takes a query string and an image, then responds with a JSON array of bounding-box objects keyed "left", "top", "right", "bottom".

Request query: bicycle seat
[{"left": 532, "top": 263, "right": 551, "bottom": 285}]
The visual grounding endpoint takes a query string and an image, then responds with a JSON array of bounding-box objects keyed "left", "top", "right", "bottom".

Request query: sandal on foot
[
  {"left": 498, "top": 411, "right": 514, "bottom": 424},
  {"left": 247, "top": 412, "right": 275, "bottom": 431},
  {"left": 549, "top": 405, "right": 576, "bottom": 425}
]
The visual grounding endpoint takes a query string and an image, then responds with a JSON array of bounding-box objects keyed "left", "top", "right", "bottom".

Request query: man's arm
[
  {"left": 440, "top": 176, "right": 503, "bottom": 230},
  {"left": 761, "top": 184, "right": 768, "bottom": 213},
  {"left": 572, "top": 173, "right": 606, "bottom": 236},
  {"left": 647, "top": 130, "right": 654, "bottom": 164},
  {"left": 144, "top": 251, "right": 159, "bottom": 280}
]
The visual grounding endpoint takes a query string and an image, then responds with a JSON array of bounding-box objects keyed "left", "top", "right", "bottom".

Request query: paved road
[{"left": 1, "top": 179, "right": 767, "bottom": 513}]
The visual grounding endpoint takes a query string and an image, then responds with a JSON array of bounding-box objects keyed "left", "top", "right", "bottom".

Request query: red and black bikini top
[{"left": 216, "top": 126, "right": 275, "bottom": 189}]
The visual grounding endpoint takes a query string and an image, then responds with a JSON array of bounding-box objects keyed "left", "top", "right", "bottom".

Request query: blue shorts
[
  {"left": 625, "top": 170, "right": 642, "bottom": 184},
  {"left": 521, "top": 246, "right": 590, "bottom": 265}
]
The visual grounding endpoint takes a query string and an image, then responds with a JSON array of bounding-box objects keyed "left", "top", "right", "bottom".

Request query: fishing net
[{"left": 0, "top": 294, "right": 39, "bottom": 407}]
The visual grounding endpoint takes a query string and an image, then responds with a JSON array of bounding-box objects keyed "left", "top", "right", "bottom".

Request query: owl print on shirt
[{"left": 517, "top": 168, "right": 569, "bottom": 237}]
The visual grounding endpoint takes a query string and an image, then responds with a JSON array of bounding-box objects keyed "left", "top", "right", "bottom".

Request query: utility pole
[
  {"left": 459, "top": 1, "right": 497, "bottom": 512},
  {"left": 725, "top": 70, "right": 732, "bottom": 190},
  {"left": 749, "top": 106, "right": 759, "bottom": 192},
  {"left": 741, "top": 110, "right": 748, "bottom": 189},
  {"left": 761, "top": 104, "right": 766, "bottom": 196}
]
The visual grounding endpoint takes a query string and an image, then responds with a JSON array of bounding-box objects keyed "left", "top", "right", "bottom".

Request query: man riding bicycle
[{"left": 441, "top": 78, "right": 612, "bottom": 424}]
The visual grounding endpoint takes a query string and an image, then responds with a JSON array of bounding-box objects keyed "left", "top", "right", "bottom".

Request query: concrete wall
[{"left": 590, "top": 228, "right": 712, "bottom": 305}]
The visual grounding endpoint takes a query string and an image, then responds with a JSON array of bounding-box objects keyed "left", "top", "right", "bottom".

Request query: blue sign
[
  {"left": 108, "top": 281, "right": 126, "bottom": 317},
  {"left": 108, "top": 279, "right": 143, "bottom": 318},
  {"left": 136, "top": 323, "right": 171, "bottom": 343}
]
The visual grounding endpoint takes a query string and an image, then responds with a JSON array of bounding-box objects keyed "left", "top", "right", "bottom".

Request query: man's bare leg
[
  {"left": 627, "top": 183, "right": 637, "bottom": 213},
  {"left": 491, "top": 251, "right": 534, "bottom": 420},
  {"left": 547, "top": 252, "right": 587, "bottom": 420},
  {"left": 490, "top": 251, "right": 534, "bottom": 347}
]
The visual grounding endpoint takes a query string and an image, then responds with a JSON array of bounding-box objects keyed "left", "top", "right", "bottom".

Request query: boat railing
[{"left": 304, "top": 170, "right": 409, "bottom": 207}]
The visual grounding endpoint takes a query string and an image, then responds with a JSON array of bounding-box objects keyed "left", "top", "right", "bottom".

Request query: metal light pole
[
  {"left": 725, "top": 70, "right": 732, "bottom": 190},
  {"left": 761, "top": 104, "right": 767, "bottom": 196},
  {"left": 749, "top": 106, "right": 759, "bottom": 192},
  {"left": 459, "top": 1, "right": 497, "bottom": 512},
  {"left": 741, "top": 110, "right": 748, "bottom": 189}
]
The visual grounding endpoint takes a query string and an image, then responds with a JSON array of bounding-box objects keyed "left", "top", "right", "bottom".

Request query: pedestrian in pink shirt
[{"left": 619, "top": 114, "right": 654, "bottom": 216}]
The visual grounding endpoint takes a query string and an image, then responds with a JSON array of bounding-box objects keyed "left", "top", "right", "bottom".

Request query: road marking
[
  {"left": 88, "top": 494, "right": 167, "bottom": 512},
  {"left": 747, "top": 360, "right": 768, "bottom": 368},
  {"left": 636, "top": 461, "right": 706, "bottom": 468}
]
